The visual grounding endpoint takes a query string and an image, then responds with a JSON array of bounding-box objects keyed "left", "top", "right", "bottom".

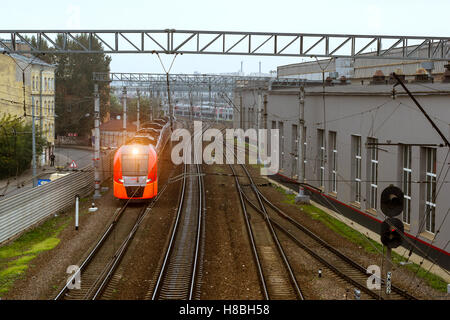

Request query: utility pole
[
  {"left": 298, "top": 85, "right": 305, "bottom": 184},
  {"left": 149, "top": 88, "right": 153, "bottom": 121},
  {"left": 239, "top": 93, "right": 243, "bottom": 129},
  {"left": 31, "top": 97, "right": 37, "bottom": 187},
  {"left": 257, "top": 89, "right": 262, "bottom": 163},
  {"left": 39, "top": 69, "right": 43, "bottom": 138},
  {"left": 136, "top": 88, "right": 140, "bottom": 132},
  {"left": 295, "top": 85, "right": 310, "bottom": 204},
  {"left": 93, "top": 84, "right": 101, "bottom": 199},
  {"left": 166, "top": 73, "right": 172, "bottom": 129},
  {"left": 122, "top": 86, "right": 127, "bottom": 144},
  {"left": 263, "top": 94, "right": 267, "bottom": 130}
]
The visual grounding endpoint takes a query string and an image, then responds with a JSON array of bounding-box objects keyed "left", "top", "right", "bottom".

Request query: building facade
[
  {"left": 0, "top": 49, "right": 56, "bottom": 165},
  {"left": 234, "top": 80, "right": 450, "bottom": 270}
]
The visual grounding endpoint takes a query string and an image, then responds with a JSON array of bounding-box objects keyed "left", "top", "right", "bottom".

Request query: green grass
[
  {"left": 0, "top": 212, "right": 71, "bottom": 297},
  {"left": 272, "top": 184, "right": 448, "bottom": 293}
]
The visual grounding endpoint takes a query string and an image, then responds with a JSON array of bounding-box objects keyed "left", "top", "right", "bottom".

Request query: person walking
[{"left": 50, "top": 153, "right": 55, "bottom": 167}]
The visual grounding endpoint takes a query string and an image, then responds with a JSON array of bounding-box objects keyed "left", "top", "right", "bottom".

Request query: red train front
[{"left": 113, "top": 144, "right": 158, "bottom": 200}]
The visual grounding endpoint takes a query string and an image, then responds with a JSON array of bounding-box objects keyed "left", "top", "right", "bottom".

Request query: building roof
[
  {"left": 0, "top": 48, "right": 56, "bottom": 68},
  {"left": 268, "top": 82, "right": 450, "bottom": 96},
  {"left": 100, "top": 119, "right": 137, "bottom": 132}
]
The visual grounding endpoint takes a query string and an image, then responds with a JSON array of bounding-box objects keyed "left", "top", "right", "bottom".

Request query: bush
[{"left": 0, "top": 115, "right": 46, "bottom": 179}]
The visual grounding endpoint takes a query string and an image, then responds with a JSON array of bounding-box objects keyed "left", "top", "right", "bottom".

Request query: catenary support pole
[
  {"left": 137, "top": 89, "right": 140, "bottom": 132},
  {"left": 94, "top": 84, "right": 101, "bottom": 199},
  {"left": 31, "top": 98, "right": 37, "bottom": 187},
  {"left": 122, "top": 86, "right": 127, "bottom": 144},
  {"left": 298, "top": 85, "right": 305, "bottom": 184},
  {"left": 295, "top": 85, "right": 310, "bottom": 204},
  {"left": 239, "top": 93, "right": 243, "bottom": 130}
]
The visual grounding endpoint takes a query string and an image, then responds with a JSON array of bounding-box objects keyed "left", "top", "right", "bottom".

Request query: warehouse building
[
  {"left": 234, "top": 67, "right": 450, "bottom": 270},
  {"left": 278, "top": 45, "right": 449, "bottom": 84}
]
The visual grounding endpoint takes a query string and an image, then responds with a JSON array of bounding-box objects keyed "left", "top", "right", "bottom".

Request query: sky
[{"left": 1, "top": 0, "right": 449, "bottom": 75}]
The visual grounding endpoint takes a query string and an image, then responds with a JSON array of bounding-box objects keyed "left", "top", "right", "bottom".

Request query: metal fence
[
  {"left": 0, "top": 169, "right": 93, "bottom": 244},
  {"left": 0, "top": 149, "right": 116, "bottom": 244}
]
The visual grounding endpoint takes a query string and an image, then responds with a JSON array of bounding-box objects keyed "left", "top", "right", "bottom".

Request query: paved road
[
  {"left": 54, "top": 147, "right": 93, "bottom": 169},
  {"left": 0, "top": 147, "right": 93, "bottom": 200}
]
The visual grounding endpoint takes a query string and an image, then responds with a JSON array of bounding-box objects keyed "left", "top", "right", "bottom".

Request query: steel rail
[
  {"left": 238, "top": 164, "right": 305, "bottom": 300},
  {"left": 89, "top": 205, "right": 149, "bottom": 299},
  {"left": 151, "top": 163, "right": 188, "bottom": 299},
  {"left": 152, "top": 122, "right": 208, "bottom": 300},
  {"left": 54, "top": 201, "right": 131, "bottom": 300},
  {"left": 257, "top": 190, "right": 417, "bottom": 300},
  {"left": 92, "top": 180, "right": 172, "bottom": 300},
  {"left": 229, "top": 164, "right": 269, "bottom": 299},
  {"left": 241, "top": 191, "right": 381, "bottom": 300}
]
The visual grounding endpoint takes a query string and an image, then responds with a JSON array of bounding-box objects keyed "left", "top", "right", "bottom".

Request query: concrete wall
[{"left": 235, "top": 83, "right": 450, "bottom": 260}]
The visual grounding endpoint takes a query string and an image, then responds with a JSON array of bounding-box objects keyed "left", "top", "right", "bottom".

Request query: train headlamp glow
[{"left": 132, "top": 147, "right": 139, "bottom": 155}]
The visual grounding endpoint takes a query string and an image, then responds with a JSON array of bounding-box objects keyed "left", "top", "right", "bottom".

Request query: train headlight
[
  {"left": 119, "top": 178, "right": 124, "bottom": 183},
  {"left": 146, "top": 178, "right": 152, "bottom": 183}
]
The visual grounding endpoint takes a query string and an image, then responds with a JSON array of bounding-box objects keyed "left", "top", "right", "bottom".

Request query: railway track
[
  {"left": 55, "top": 173, "right": 173, "bottom": 300},
  {"left": 255, "top": 188, "right": 416, "bottom": 300},
  {"left": 150, "top": 126, "right": 206, "bottom": 300},
  {"left": 55, "top": 201, "right": 147, "bottom": 300},
  {"left": 235, "top": 160, "right": 417, "bottom": 300},
  {"left": 230, "top": 164, "right": 304, "bottom": 300}
]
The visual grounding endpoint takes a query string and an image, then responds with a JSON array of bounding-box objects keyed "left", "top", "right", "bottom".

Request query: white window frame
[
  {"left": 425, "top": 148, "right": 436, "bottom": 233},
  {"left": 354, "top": 136, "right": 362, "bottom": 203},
  {"left": 330, "top": 131, "right": 337, "bottom": 193},
  {"left": 402, "top": 146, "right": 412, "bottom": 224},
  {"left": 318, "top": 129, "right": 325, "bottom": 187}
]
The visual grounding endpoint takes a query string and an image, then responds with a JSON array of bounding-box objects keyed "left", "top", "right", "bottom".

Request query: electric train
[{"left": 113, "top": 118, "right": 171, "bottom": 200}]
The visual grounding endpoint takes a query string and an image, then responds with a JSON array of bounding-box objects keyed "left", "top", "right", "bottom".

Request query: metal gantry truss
[
  {"left": 93, "top": 72, "right": 272, "bottom": 92},
  {"left": 1, "top": 29, "right": 449, "bottom": 60}
]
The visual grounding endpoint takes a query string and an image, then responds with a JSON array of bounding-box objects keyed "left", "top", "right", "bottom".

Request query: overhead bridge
[{"left": 0, "top": 29, "right": 449, "bottom": 60}]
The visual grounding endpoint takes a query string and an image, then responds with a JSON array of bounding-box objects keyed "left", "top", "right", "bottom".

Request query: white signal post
[
  {"left": 75, "top": 194, "right": 80, "bottom": 230},
  {"left": 94, "top": 84, "right": 101, "bottom": 199}
]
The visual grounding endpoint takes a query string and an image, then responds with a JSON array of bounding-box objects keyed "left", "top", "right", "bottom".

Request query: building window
[
  {"left": 368, "top": 137, "right": 378, "bottom": 210},
  {"left": 318, "top": 129, "right": 325, "bottom": 187},
  {"left": 425, "top": 147, "right": 437, "bottom": 233},
  {"left": 402, "top": 145, "right": 412, "bottom": 224},
  {"left": 352, "top": 135, "right": 362, "bottom": 203},
  {"left": 329, "top": 131, "right": 337, "bottom": 193}
]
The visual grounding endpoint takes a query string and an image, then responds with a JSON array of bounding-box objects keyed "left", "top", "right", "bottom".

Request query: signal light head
[
  {"left": 381, "top": 218, "right": 404, "bottom": 249},
  {"left": 381, "top": 186, "right": 404, "bottom": 217}
]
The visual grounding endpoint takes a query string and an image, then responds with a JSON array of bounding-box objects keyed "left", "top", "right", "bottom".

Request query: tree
[
  {"left": 0, "top": 115, "right": 46, "bottom": 179},
  {"left": 51, "top": 34, "right": 111, "bottom": 137}
]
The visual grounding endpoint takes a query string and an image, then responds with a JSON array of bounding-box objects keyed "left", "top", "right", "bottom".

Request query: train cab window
[{"left": 122, "top": 154, "right": 149, "bottom": 176}]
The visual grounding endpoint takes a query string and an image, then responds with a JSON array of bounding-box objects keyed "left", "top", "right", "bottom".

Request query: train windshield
[{"left": 122, "top": 154, "right": 148, "bottom": 176}]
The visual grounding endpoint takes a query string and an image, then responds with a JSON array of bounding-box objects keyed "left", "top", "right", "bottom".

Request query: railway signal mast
[{"left": 379, "top": 185, "right": 405, "bottom": 296}]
